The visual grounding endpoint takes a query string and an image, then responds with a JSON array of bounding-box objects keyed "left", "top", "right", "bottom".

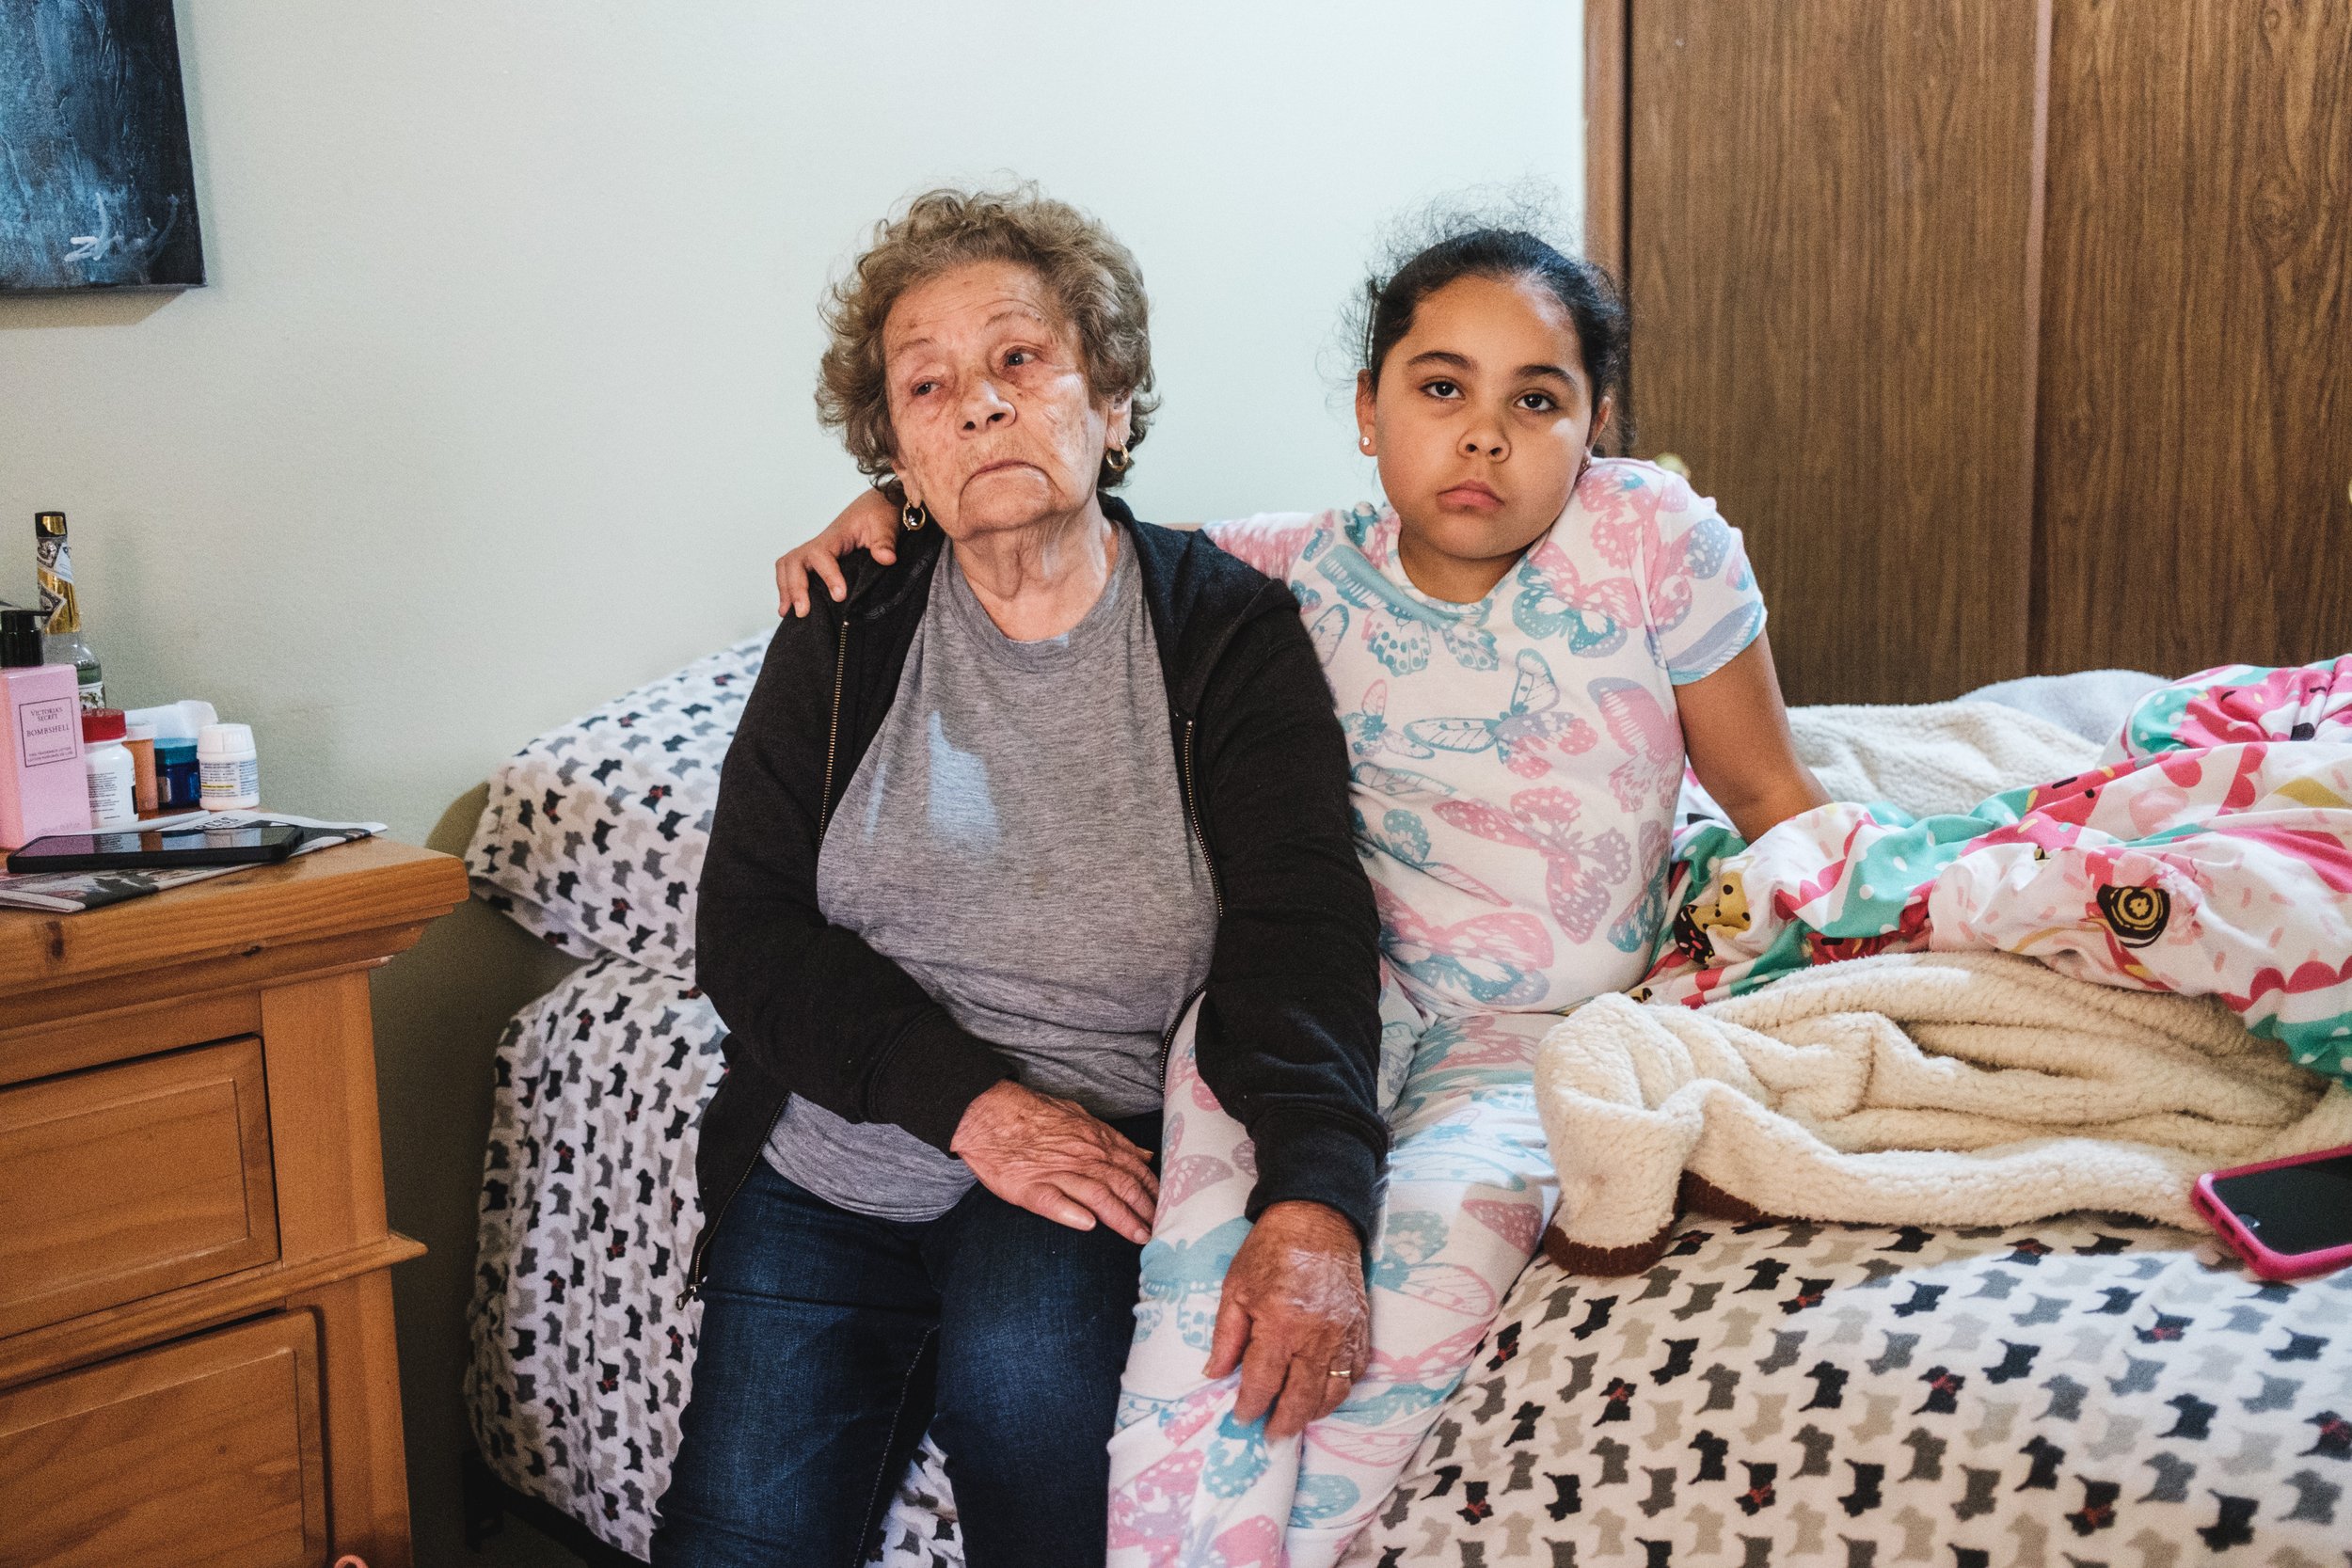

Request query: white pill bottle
[
  {"left": 198, "top": 721, "right": 262, "bottom": 810},
  {"left": 82, "top": 707, "right": 138, "bottom": 829}
]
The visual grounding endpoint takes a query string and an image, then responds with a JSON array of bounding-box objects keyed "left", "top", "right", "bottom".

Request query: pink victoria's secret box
[{"left": 1, "top": 662, "right": 88, "bottom": 849}]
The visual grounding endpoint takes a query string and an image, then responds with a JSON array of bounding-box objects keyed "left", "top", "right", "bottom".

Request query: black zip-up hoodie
[{"left": 685, "top": 498, "right": 1387, "bottom": 1292}]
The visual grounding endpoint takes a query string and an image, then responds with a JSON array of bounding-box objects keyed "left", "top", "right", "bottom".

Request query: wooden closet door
[
  {"left": 2034, "top": 2, "right": 2352, "bottom": 677},
  {"left": 1617, "top": 0, "right": 2049, "bottom": 705}
]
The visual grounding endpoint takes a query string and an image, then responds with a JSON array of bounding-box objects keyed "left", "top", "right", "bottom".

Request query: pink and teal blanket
[{"left": 1643, "top": 657, "right": 2352, "bottom": 1085}]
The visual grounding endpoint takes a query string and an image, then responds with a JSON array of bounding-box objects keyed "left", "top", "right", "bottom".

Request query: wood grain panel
[
  {"left": 0, "top": 989, "right": 259, "bottom": 1090},
  {"left": 0, "top": 1037, "right": 278, "bottom": 1338},
  {"left": 1586, "top": 0, "right": 1634, "bottom": 455},
  {"left": 0, "top": 1312, "right": 326, "bottom": 1568},
  {"left": 1627, "top": 0, "right": 2048, "bottom": 704},
  {"left": 262, "top": 969, "right": 390, "bottom": 1262},
  {"left": 1585, "top": 0, "right": 1630, "bottom": 282},
  {"left": 2035, "top": 0, "right": 2352, "bottom": 675},
  {"left": 293, "top": 1274, "right": 417, "bottom": 1567},
  {"left": 0, "top": 1232, "right": 422, "bottom": 1389},
  {"left": 0, "top": 835, "right": 465, "bottom": 1008}
]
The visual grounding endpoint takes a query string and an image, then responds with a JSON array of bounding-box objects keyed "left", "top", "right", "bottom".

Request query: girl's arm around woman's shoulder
[
  {"left": 1194, "top": 513, "right": 1325, "bottom": 582},
  {"left": 773, "top": 493, "right": 1335, "bottom": 616}
]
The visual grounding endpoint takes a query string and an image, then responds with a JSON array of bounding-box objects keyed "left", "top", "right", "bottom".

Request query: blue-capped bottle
[{"left": 35, "top": 511, "right": 103, "bottom": 711}]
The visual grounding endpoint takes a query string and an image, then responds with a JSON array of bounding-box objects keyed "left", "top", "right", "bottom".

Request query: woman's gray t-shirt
[{"left": 762, "top": 536, "right": 1219, "bottom": 1220}]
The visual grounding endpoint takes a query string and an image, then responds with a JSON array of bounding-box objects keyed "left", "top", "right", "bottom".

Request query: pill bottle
[
  {"left": 124, "top": 721, "right": 159, "bottom": 816},
  {"left": 82, "top": 707, "right": 137, "bottom": 829},
  {"left": 198, "top": 721, "right": 261, "bottom": 810},
  {"left": 156, "top": 736, "right": 200, "bottom": 812}
]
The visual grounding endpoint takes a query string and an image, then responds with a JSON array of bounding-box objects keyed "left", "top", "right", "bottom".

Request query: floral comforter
[{"left": 1647, "top": 659, "right": 2352, "bottom": 1087}]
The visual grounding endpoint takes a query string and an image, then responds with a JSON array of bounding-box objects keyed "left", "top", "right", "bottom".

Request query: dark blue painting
[{"left": 1, "top": 0, "right": 204, "bottom": 292}]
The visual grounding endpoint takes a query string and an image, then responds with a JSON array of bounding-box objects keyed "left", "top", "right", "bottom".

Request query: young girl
[{"left": 777, "top": 225, "right": 1827, "bottom": 1565}]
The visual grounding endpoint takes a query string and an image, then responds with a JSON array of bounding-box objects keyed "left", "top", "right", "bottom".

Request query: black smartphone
[
  {"left": 2193, "top": 1147, "right": 2352, "bottom": 1281},
  {"left": 7, "top": 820, "right": 308, "bottom": 874}
]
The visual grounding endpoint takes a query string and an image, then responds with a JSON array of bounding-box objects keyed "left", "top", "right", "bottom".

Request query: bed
[{"left": 463, "top": 637, "right": 2351, "bottom": 1565}]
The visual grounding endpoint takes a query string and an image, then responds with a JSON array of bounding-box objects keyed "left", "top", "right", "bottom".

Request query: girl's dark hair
[{"left": 1358, "top": 223, "right": 1630, "bottom": 442}]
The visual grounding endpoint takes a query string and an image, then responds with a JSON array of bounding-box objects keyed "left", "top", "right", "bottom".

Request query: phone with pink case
[{"left": 2192, "top": 1145, "right": 2352, "bottom": 1282}]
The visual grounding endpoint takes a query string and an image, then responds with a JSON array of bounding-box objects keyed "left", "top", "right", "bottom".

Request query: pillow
[
  {"left": 1961, "top": 666, "right": 2168, "bottom": 744},
  {"left": 464, "top": 635, "right": 763, "bottom": 982},
  {"left": 1788, "top": 699, "right": 2101, "bottom": 819}
]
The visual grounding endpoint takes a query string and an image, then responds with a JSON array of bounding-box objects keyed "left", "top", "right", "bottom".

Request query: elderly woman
[{"left": 652, "top": 187, "right": 1389, "bottom": 1566}]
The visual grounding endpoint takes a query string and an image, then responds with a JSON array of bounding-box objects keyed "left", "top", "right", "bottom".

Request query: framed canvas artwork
[{"left": 0, "top": 0, "right": 205, "bottom": 292}]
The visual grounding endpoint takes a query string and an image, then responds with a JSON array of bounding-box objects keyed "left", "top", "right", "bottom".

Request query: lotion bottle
[{"left": 0, "top": 606, "right": 89, "bottom": 850}]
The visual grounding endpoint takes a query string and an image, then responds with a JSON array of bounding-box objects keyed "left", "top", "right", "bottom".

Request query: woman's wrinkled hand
[
  {"left": 776, "top": 489, "right": 903, "bottom": 618},
  {"left": 949, "top": 1081, "right": 1161, "bottom": 1244},
  {"left": 1205, "top": 1200, "right": 1370, "bottom": 1438}
]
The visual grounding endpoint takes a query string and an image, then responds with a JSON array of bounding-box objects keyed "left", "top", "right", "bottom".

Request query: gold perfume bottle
[{"left": 35, "top": 511, "right": 103, "bottom": 711}]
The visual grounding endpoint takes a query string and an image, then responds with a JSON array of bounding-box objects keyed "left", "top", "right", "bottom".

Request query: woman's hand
[
  {"left": 949, "top": 1081, "right": 1162, "bottom": 1243},
  {"left": 1204, "top": 1201, "right": 1370, "bottom": 1438},
  {"left": 776, "top": 489, "right": 902, "bottom": 618}
]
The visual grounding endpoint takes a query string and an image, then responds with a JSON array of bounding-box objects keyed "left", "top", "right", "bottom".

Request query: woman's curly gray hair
[{"left": 816, "top": 183, "right": 1158, "bottom": 493}]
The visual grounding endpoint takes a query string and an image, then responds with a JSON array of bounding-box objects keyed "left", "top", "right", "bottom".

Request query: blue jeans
[{"left": 650, "top": 1113, "right": 1159, "bottom": 1568}]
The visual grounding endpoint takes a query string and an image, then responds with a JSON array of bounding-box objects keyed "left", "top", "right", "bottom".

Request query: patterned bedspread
[
  {"left": 1348, "top": 1220, "right": 2350, "bottom": 1566},
  {"left": 466, "top": 951, "right": 972, "bottom": 1563},
  {"left": 465, "top": 641, "right": 2352, "bottom": 1564}
]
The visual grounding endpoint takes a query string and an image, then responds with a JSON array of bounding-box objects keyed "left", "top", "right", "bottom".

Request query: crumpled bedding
[{"left": 1641, "top": 657, "right": 2352, "bottom": 1087}]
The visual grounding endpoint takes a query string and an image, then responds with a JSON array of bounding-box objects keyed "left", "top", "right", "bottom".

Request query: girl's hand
[
  {"left": 776, "top": 489, "right": 902, "bottom": 618},
  {"left": 949, "top": 1081, "right": 1162, "bottom": 1244}
]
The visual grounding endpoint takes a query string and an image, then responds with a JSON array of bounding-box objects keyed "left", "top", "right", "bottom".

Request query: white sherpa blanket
[
  {"left": 1786, "top": 700, "right": 2100, "bottom": 819},
  {"left": 1537, "top": 950, "right": 2352, "bottom": 1262}
]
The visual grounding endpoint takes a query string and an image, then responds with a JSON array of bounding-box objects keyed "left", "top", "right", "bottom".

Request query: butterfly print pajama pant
[{"left": 1106, "top": 986, "right": 1562, "bottom": 1567}]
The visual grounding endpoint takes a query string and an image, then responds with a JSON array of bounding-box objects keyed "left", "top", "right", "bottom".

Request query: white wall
[
  {"left": 3, "top": 2, "right": 1586, "bottom": 811},
  {"left": 0, "top": 5, "right": 1581, "bottom": 1560}
]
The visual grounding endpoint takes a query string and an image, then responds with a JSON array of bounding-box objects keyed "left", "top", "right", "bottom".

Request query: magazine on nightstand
[{"left": 0, "top": 811, "right": 389, "bottom": 913}]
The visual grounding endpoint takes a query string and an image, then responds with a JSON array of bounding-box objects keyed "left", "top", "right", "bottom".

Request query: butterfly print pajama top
[{"left": 1209, "top": 458, "right": 1766, "bottom": 1018}]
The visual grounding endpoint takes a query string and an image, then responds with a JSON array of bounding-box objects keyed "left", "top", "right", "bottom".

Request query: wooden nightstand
[{"left": 0, "top": 839, "right": 467, "bottom": 1568}]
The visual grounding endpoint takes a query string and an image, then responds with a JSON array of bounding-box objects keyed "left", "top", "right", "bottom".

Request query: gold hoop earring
[
  {"left": 900, "top": 498, "right": 930, "bottom": 532},
  {"left": 1104, "top": 442, "right": 1132, "bottom": 474}
]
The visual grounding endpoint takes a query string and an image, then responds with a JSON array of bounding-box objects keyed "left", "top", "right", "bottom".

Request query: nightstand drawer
[
  {"left": 0, "top": 1310, "right": 326, "bottom": 1568},
  {"left": 0, "top": 1037, "right": 280, "bottom": 1338}
]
